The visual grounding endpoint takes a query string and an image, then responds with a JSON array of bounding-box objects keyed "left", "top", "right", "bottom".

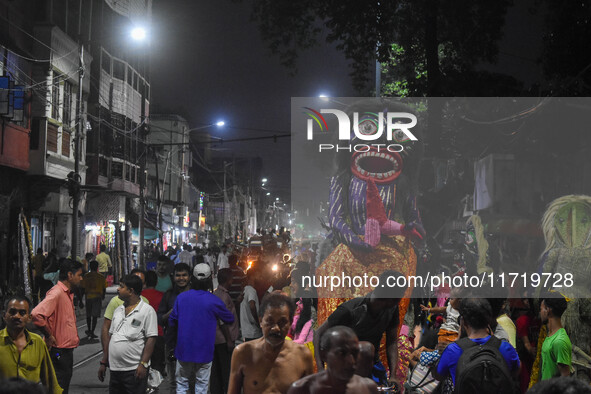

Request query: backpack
[{"left": 454, "top": 336, "right": 515, "bottom": 394}]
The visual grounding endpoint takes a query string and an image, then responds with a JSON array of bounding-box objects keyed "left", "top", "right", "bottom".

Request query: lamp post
[
  {"left": 70, "top": 1, "right": 87, "bottom": 261},
  {"left": 131, "top": 24, "right": 149, "bottom": 269},
  {"left": 222, "top": 161, "right": 232, "bottom": 242},
  {"left": 71, "top": 38, "right": 84, "bottom": 261}
]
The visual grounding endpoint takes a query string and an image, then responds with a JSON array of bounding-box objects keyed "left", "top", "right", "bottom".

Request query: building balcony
[
  {"left": 0, "top": 122, "right": 29, "bottom": 171},
  {"left": 86, "top": 153, "right": 139, "bottom": 196}
]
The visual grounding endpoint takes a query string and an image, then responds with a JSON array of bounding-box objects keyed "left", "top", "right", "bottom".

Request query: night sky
[
  {"left": 149, "top": 1, "right": 544, "bottom": 205},
  {"left": 150, "top": 0, "right": 358, "bottom": 203}
]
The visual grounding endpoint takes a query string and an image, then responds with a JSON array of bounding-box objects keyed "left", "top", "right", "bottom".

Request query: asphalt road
[
  {"left": 66, "top": 290, "right": 174, "bottom": 393},
  {"left": 68, "top": 295, "right": 110, "bottom": 393}
]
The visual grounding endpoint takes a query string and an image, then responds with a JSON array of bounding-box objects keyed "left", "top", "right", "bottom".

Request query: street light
[
  {"left": 187, "top": 121, "right": 225, "bottom": 133},
  {"left": 130, "top": 27, "right": 147, "bottom": 41},
  {"left": 262, "top": 178, "right": 268, "bottom": 183},
  {"left": 131, "top": 24, "right": 150, "bottom": 270},
  {"left": 266, "top": 192, "right": 271, "bottom": 196}
]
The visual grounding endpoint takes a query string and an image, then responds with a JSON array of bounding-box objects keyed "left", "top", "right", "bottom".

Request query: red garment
[
  {"left": 143, "top": 288, "right": 164, "bottom": 336},
  {"left": 515, "top": 314, "right": 540, "bottom": 393},
  {"left": 32, "top": 281, "right": 80, "bottom": 348}
]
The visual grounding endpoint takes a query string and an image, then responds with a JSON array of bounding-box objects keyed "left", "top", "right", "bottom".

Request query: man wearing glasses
[{"left": 0, "top": 295, "right": 63, "bottom": 393}]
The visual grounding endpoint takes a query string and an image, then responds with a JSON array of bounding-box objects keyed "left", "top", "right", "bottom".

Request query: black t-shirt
[{"left": 327, "top": 296, "right": 399, "bottom": 360}]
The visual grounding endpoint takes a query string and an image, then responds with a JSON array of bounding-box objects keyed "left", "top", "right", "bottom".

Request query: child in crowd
[
  {"left": 409, "top": 287, "right": 464, "bottom": 370},
  {"left": 420, "top": 287, "right": 463, "bottom": 343}
]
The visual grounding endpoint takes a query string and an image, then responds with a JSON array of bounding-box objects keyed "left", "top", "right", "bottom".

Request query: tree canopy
[{"left": 240, "top": 0, "right": 512, "bottom": 94}]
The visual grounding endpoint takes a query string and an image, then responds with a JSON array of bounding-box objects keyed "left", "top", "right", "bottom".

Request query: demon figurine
[{"left": 315, "top": 99, "right": 424, "bottom": 355}]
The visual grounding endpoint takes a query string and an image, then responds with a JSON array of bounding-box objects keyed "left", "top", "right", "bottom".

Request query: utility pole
[
  {"left": 71, "top": 4, "right": 84, "bottom": 260},
  {"left": 138, "top": 142, "right": 146, "bottom": 268},
  {"left": 223, "top": 161, "right": 227, "bottom": 242},
  {"left": 156, "top": 150, "right": 171, "bottom": 249},
  {"left": 137, "top": 26, "right": 151, "bottom": 269}
]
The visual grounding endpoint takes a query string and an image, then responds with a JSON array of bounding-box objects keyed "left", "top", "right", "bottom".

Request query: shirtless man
[
  {"left": 288, "top": 326, "right": 378, "bottom": 394},
  {"left": 228, "top": 292, "right": 314, "bottom": 394}
]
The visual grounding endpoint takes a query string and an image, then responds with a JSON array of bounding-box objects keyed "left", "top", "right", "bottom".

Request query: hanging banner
[{"left": 18, "top": 212, "right": 32, "bottom": 299}]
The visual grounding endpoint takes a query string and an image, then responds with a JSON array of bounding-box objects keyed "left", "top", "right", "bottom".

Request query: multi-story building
[
  {"left": 197, "top": 155, "right": 263, "bottom": 244},
  {"left": 83, "top": 0, "right": 151, "bottom": 267},
  {"left": 0, "top": 1, "right": 36, "bottom": 282},
  {"left": 0, "top": 0, "right": 93, "bottom": 279},
  {"left": 0, "top": 0, "right": 151, "bottom": 287},
  {"left": 148, "top": 114, "right": 193, "bottom": 248}
]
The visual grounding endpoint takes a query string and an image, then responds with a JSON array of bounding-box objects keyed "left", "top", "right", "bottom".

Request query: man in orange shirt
[
  {"left": 32, "top": 259, "right": 84, "bottom": 394},
  {"left": 81, "top": 260, "right": 107, "bottom": 339}
]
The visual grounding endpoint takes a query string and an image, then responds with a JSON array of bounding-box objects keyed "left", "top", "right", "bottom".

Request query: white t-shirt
[
  {"left": 109, "top": 300, "right": 158, "bottom": 371},
  {"left": 440, "top": 304, "right": 460, "bottom": 333},
  {"left": 240, "top": 285, "right": 262, "bottom": 339},
  {"left": 178, "top": 250, "right": 194, "bottom": 265},
  {"left": 204, "top": 254, "right": 215, "bottom": 273},
  {"left": 217, "top": 252, "right": 229, "bottom": 270}
]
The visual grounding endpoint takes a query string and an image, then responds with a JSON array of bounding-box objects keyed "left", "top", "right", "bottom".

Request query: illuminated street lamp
[
  {"left": 188, "top": 121, "right": 225, "bottom": 132},
  {"left": 131, "top": 26, "right": 147, "bottom": 41}
]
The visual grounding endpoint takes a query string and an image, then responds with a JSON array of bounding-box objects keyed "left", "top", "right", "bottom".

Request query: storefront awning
[{"left": 132, "top": 228, "right": 160, "bottom": 240}]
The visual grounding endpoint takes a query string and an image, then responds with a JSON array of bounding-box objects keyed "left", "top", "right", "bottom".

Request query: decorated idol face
[
  {"left": 555, "top": 202, "right": 591, "bottom": 248},
  {"left": 349, "top": 113, "right": 405, "bottom": 183}
]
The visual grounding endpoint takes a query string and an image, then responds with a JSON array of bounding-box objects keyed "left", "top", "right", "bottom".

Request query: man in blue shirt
[
  {"left": 169, "top": 263, "right": 234, "bottom": 394},
  {"left": 158, "top": 263, "right": 192, "bottom": 393},
  {"left": 434, "top": 297, "right": 520, "bottom": 386}
]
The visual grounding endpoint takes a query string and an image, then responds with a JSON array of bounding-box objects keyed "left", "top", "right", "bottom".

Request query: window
[
  {"left": 99, "top": 157, "right": 108, "bottom": 177},
  {"left": 113, "top": 60, "right": 125, "bottom": 80},
  {"left": 47, "top": 123, "right": 58, "bottom": 152},
  {"left": 62, "top": 130, "right": 70, "bottom": 157},
  {"left": 30, "top": 118, "right": 40, "bottom": 150},
  {"left": 102, "top": 52, "right": 111, "bottom": 74},
  {"left": 113, "top": 131, "right": 124, "bottom": 159},
  {"left": 112, "top": 161, "right": 123, "bottom": 179},
  {"left": 99, "top": 123, "right": 112, "bottom": 155},
  {"left": 51, "top": 79, "right": 60, "bottom": 120},
  {"left": 63, "top": 81, "right": 72, "bottom": 128}
]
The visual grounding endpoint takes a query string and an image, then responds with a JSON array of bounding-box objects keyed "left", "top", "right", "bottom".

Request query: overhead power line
[{"left": 148, "top": 134, "right": 292, "bottom": 147}]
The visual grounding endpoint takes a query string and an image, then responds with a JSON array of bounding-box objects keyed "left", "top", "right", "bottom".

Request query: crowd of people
[{"left": 1, "top": 240, "right": 591, "bottom": 394}]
